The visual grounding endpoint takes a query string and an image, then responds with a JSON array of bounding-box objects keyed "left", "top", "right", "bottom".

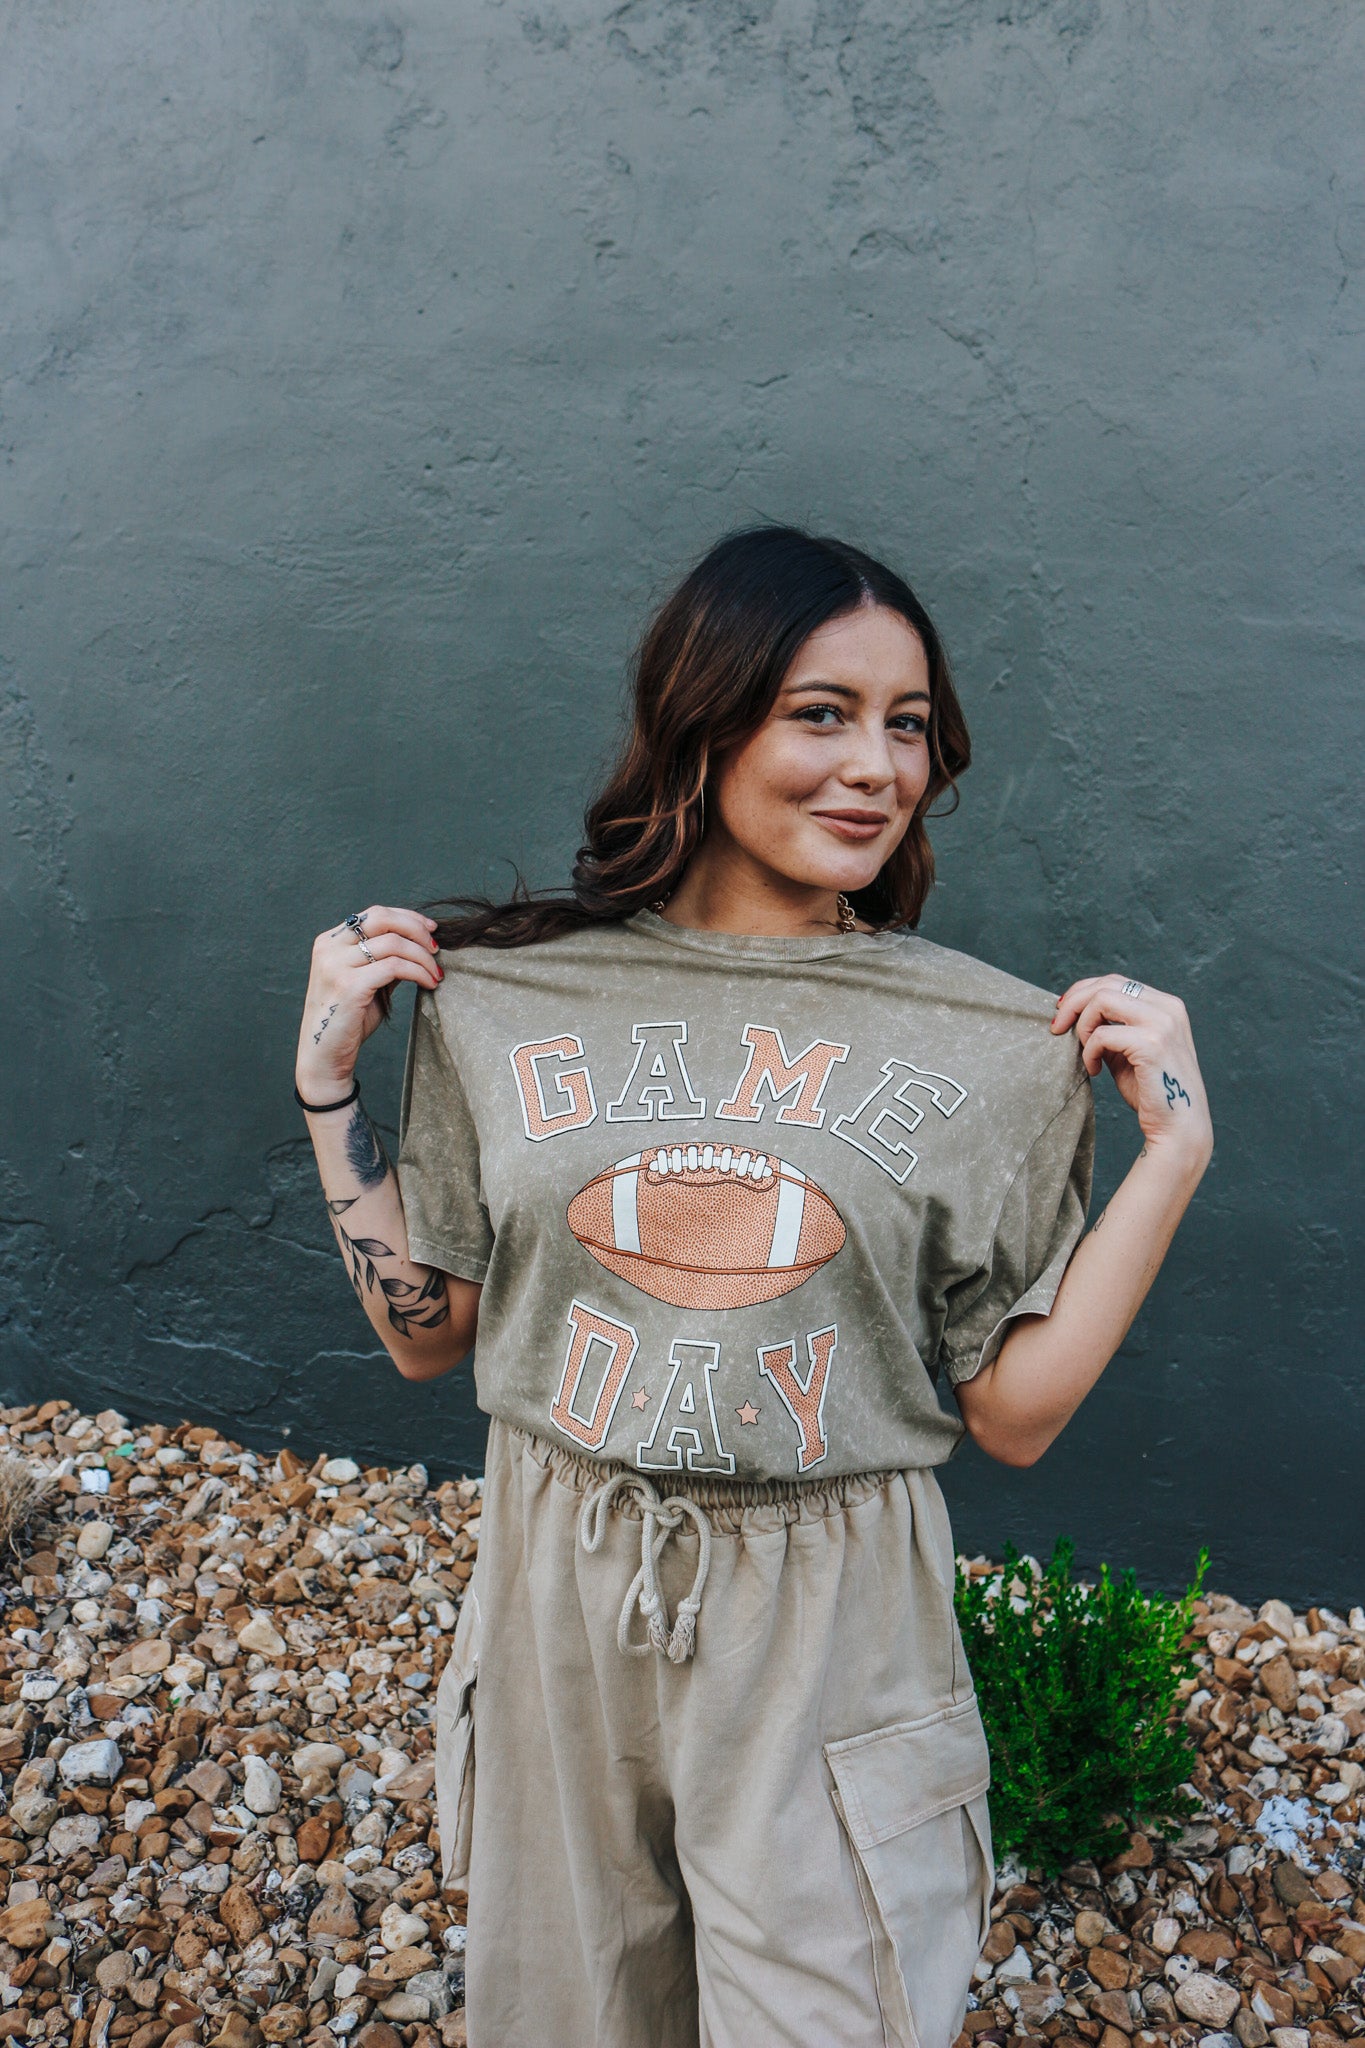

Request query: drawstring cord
[{"left": 578, "top": 1470, "right": 713, "bottom": 1663}]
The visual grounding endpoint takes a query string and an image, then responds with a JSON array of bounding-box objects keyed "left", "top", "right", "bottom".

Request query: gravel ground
[{"left": 0, "top": 1399, "right": 1361, "bottom": 2048}]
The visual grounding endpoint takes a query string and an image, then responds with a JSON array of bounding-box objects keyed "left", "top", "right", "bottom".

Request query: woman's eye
[
  {"left": 795, "top": 704, "right": 841, "bottom": 726},
  {"left": 890, "top": 715, "right": 928, "bottom": 735}
]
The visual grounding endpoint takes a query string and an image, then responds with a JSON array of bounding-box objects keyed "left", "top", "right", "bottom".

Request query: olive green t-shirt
[{"left": 396, "top": 909, "right": 1093, "bottom": 1481}]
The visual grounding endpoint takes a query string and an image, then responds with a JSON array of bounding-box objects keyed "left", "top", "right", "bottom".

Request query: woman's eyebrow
[{"left": 782, "top": 678, "right": 931, "bottom": 706}]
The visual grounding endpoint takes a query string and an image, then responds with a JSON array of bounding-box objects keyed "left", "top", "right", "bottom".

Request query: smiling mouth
[{"left": 811, "top": 810, "right": 890, "bottom": 839}]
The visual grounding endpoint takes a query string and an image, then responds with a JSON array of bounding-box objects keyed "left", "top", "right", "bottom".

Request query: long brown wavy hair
[{"left": 425, "top": 524, "right": 971, "bottom": 955}]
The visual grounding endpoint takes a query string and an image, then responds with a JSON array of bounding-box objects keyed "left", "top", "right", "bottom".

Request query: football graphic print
[{"left": 566, "top": 1140, "right": 846, "bottom": 1310}]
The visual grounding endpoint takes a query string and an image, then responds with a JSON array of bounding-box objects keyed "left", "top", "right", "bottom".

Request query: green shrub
[{"left": 955, "top": 1537, "right": 1210, "bottom": 1877}]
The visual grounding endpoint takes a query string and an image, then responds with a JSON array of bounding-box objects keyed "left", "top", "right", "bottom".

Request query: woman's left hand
[{"left": 1052, "top": 974, "right": 1213, "bottom": 1167}]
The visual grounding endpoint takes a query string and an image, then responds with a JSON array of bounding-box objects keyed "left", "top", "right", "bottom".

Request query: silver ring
[
  {"left": 356, "top": 937, "right": 377, "bottom": 965},
  {"left": 345, "top": 911, "right": 368, "bottom": 938},
  {"left": 1121, "top": 979, "right": 1144, "bottom": 998}
]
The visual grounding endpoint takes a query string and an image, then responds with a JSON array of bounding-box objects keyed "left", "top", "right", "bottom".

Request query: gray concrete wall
[{"left": 2, "top": 0, "right": 1360, "bottom": 1605}]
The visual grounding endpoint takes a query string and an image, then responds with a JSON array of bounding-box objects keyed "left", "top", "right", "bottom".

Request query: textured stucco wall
[{"left": 2, "top": 1, "right": 1361, "bottom": 1604}]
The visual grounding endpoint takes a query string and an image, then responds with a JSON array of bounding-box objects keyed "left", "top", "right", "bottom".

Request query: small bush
[{"left": 955, "top": 1537, "right": 1210, "bottom": 1876}]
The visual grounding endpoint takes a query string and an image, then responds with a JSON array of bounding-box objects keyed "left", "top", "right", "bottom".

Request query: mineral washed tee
[{"left": 396, "top": 909, "right": 1094, "bottom": 1482}]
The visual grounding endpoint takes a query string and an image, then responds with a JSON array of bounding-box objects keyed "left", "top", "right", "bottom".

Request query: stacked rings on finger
[
  {"left": 1121, "top": 979, "right": 1144, "bottom": 998},
  {"left": 346, "top": 911, "right": 377, "bottom": 964}
]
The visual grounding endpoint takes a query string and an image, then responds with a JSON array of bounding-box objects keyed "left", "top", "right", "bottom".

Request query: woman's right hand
[{"left": 295, "top": 905, "right": 443, "bottom": 1100}]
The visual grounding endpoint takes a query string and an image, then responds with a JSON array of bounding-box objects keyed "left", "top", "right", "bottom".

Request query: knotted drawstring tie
[{"left": 578, "top": 1470, "right": 713, "bottom": 1663}]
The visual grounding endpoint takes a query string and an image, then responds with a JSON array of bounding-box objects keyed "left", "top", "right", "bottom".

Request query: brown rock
[
  {"left": 129, "top": 2023, "right": 172, "bottom": 2048},
  {"left": 1177, "top": 1927, "right": 1238, "bottom": 1964},
  {"left": 436, "top": 2019, "right": 468, "bottom": 2048},
  {"left": 355, "top": 2029, "right": 403, "bottom": 2048},
  {"left": 1251, "top": 1984, "right": 1297, "bottom": 2029},
  {"left": 308, "top": 1884, "right": 361, "bottom": 1941},
  {"left": 295, "top": 1816, "right": 334, "bottom": 1865},
  {"left": 1091, "top": 1991, "right": 1135, "bottom": 2031},
  {"left": 1260, "top": 1657, "right": 1299, "bottom": 1713},
  {"left": 383, "top": 1758, "right": 436, "bottom": 1802},
  {"left": 1099, "top": 2029, "right": 1130, "bottom": 2048},
  {"left": 1272, "top": 1863, "right": 1318, "bottom": 1910},
  {"left": 366, "top": 1946, "right": 436, "bottom": 1985},
  {"left": 0, "top": 1897, "right": 55, "bottom": 1949},
  {"left": 981, "top": 1920, "right": 1017, "bottom": 1965},
  {"left": 1234, "top": 2009, "right": 1269, "bottom": 2048},
  {"left": 1087, "top": 1946, "right": 1135, "bottom": 1991},
  {"left": 206, "top": 2014, "right": 263, "bottom": 2048},
  {"left": 1104, "top": 1832, "right": 1154, "bottom": 1873},
  {"left": 259, "top": 2010, "right": 307, "bottom": 2043},
  {"left": 1075, "top": 1909, "right": 1112, "bottom": 1946},
  {"left": 354, "top": 1581, "right": 408, "bottom": 1624},
  {"left": 181, "top": 1760, "right": 233, "bottom": 1805},
  {"left": 219, "top": 1883, "right": 265, "bottom": 1947}
]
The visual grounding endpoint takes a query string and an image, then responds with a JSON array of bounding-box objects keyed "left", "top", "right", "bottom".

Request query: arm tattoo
[
  {"left": 312, "top": 1002, "right": 339, "bottom": 1045},
  {"left": 344, "top": 1102, "right": 389, "bottom": 1187},
  {"left": 1162, "top": 1071, "right": 1192, "bottom": 1110},
  {"left": 1091, "top": 1207, "right": 1107, "bottom": 1233},
  {"left": 326, "top": 1198, "right": 449, "bottom": 1338}
]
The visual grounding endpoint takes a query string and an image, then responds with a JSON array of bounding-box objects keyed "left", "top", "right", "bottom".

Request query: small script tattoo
[
  {"left": 326, "top": 1198, "right": 450, "bottom": 1338},
  {"left": 345, "top": 1103, "right": 389, "bottom": 1188},
  {"left": 1163, "top": 1071, "right": 1192, "bottom": 1110},
  {"left": 312, "top": 1002, "right": 339, "bottom": 1046},
  {"left": 1092, "top": 1207, "right": 1107, "bottom": 1233}
]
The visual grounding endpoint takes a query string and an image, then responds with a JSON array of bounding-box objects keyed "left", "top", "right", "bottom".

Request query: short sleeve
[
  {"left": 395, "top": 989, "right": 495, "bottom": 1284},
  {"left": 939, "top": 1077, "right": 1095, "bottom": 1386}
]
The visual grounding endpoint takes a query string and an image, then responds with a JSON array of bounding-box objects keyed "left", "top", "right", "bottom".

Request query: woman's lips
[{"left": 811, "top": 811, "right": 890, "bottom": 842}]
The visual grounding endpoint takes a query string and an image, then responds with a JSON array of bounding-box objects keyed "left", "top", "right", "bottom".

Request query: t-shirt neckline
[{"left": 624, "top": 906, "right": 901, "bottom": 963}]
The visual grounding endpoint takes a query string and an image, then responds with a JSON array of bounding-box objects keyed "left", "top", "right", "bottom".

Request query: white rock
[
  {"left": 321, "top": 1457, "right": 360, "bottom": 1485},
  {"left": 1165, "top": 1953, "right": 1200, "bottom": 1986},
  {"left": 19, "top": 1672, "right": 61, "bottom": 1703},
  {"left": 1249, "top": 1734, "right": 1288, "bottom": 1764},
  {"left": 11, "top": 1789, "right": 59, "bottom": 1836},
  {"left": 1198, "top": 2034, "right": 1238, "bottom": 2048},
  {"left": 237, "top": 1613, "right": 287, "bottom": 1657},
  {"left": 1151, "top": 1916, "right": 1182, "bottom": 1954},
  {"left": 443, "top": 1925, "right": 468, "bottom": 1955},
  {"left": 76, "top": 1520, "right": 114, "bottom": 1559},
  {"left": 79, "top": 1467, "right": 110, "bottom": 1494},
  {"left": 406, "top": 1971, "right": 454, "bottom": 2017},
  {"left": 242, "top": 1754, "right": 283, "bottom": 1815},
  {"left": 1226, "top": 1844, "right": 1255, "bottom": 1876},
  {"left": 1313, "top": 1714, "right": 1348, "bottom": 1755},
  {"left": 377, "top": 1746, "right": 409, "bottom": 1781},
  {"left": 293, "top": 1740, "right": 346, "bottom": 1778},
  {"left": 995, "top": 1946, "right": 1033, "bottom": 1982},
  {"left": 379, "top": 1903, "right": 429, "bottom": 1952},
  {"left": 1269, "top": 2032, "right": 1310, "bottom": 2048},
  {"left": 58, "top": 1738, "right": 122, "bottom": 1786},
  {"left": 1258, "top": 1599, "right": 1298, "bottom": 1637},
  {"left": 333, "top": 1964, "right": 365, "bottom": 1999},
  {"left": 1174, "top": 1974, "right": 1240, "bottom": 2028},
  {"left": 379, "top": 1994, "right": 431, "bottom": 2023},
  {"left": 47, "top": 1812, "right": 103, "bottom": 1857}
]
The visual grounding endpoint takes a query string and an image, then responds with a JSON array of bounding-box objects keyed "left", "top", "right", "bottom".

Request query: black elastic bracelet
[{"left": 294, "top": 1078, "right": 361, "bottom": 1114}]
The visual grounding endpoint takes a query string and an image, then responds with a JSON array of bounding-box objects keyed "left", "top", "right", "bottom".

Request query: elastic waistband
[{"left": 509, "top": 1424, "right": 904, "bottom": 1534}]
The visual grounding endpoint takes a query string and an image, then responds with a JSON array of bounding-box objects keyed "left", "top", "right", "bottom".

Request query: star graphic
[
  {"left": 631, "top": 1389, "right": 649, "bottom": 1410},
  {"left": 735, "top": 1402, "right": 760, "bottom": 1426}
]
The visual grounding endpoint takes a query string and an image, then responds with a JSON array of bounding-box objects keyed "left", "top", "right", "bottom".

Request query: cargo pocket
[
  {"left": 434, "top": 1575, "right": 481, "bottom": 1890},
  {"left": 825, "top": 1695, "right": 994, "bottom": 2048}
]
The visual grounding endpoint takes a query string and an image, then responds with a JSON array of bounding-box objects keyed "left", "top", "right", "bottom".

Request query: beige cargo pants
[{"left": 435, "top": 1421, "right": 993, "bottom": 2048}]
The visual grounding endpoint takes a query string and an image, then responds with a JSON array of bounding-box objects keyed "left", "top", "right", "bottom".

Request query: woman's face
[{"left": 708, "top": 602, "right": 933, "bottom": 901}]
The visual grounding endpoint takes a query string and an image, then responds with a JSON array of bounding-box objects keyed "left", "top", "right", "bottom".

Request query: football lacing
[{"left": 645, "top": 1142, "right": 775, "bottom": 1184}]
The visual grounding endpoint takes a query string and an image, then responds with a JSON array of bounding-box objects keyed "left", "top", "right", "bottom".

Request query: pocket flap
[{"left": 825, "top": 1695, "right": 990, "bottom": 1852}]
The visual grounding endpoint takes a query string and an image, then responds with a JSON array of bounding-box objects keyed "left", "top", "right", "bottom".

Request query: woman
[{"left": 293, "top": 527, "right": 1213, "bottom": 2048}]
